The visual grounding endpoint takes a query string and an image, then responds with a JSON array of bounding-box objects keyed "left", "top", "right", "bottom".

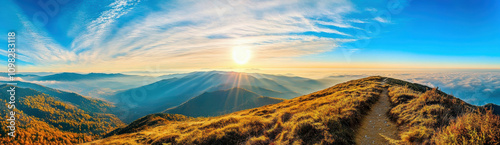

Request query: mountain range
[
  {"left": 0, "top": 81, "right": 116, "bottom": 114},
  {"left": 2, "top": 71, "right": 330, "bottom": 124},
  {"left": 36, "top": 72, "right": 130, "bottom": 81},
  {"left": 107, "top": 71, "right": 328, "bottom": 122}
]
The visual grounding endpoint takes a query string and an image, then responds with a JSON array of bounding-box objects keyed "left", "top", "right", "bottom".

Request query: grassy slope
[
  {"left": 104, "top": 113, "right": 191, "bottom": 138},
  {"left": 164, "top": 88, "right": 285, "bottom": 117},
  {"left": 90, "top": 76, "right": 500, "bottom": 145},
  {"left": 89, "top": 76, "right": 385, "bottom": 144},
  {"left": 385, "top": 78, "right": 500, "bottom": 144}
]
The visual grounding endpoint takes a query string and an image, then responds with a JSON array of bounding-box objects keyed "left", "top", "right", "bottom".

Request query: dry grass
[
  {"left": 433, "top": 110, "right": 500, "bottom": 145},
  {"left": 87, "top": 76, "right": 385, "bottom": 145},
  {"left": 386, "top": 78, "right": 499, "bottom": 145},
  {"left": 89, "top": 76, "right": 500, "bottom": 145}
]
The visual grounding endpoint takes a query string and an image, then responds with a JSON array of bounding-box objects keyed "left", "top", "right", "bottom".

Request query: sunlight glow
[{"left": 232, "top": 46, "right": 251, "bottom": 65}]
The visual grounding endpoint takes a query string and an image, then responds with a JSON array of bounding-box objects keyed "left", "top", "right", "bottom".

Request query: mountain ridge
[
  {"left": 163, "top": 87, "right": 285, "bottom": 117},
  {"left": 0, "top": 81, "right": 116, "bottom": 114},
  {"left": 89, "top": 76, "right": 500, "bottom": 145},
  {"left": 37, "top": 72, "right": 131, "bottom": 81}
]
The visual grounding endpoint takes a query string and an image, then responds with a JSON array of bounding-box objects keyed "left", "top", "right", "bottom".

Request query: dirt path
[{"left": 355, "top": 80, "right": 398, "bottom": 145}]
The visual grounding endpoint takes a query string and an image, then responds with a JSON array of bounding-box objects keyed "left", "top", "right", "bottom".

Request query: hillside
[
  {"left": 0, "top": 85, "right": 125, "bottom": 144},
  {"left": 384, "top": 78, "right": 498, "bottom": 144},
  {"left": 164, "top": 88, "right": 285, "bottom": 117},
  {"left": 89, "top": 76, "right": 500, "bottom": 145},
  {"left": 104, "top": 113, "right": 191, "bottom": 138},
  {"left": 88, "top": 76, "right": 385, "bottom": 144}
]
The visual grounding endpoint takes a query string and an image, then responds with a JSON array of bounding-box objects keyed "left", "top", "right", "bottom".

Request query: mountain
[
  {"left": 0, "top": 72, "right": 40, "bottom": 77},
  {"left": 249, "top": 73, "right": 328, "bottom": 95},
  {"left": 15, "top": 72, "right": 160, "bottom": 99},
  {"left": 0, "top": 85, "right": 125, "bottom": 144},
  {"left": 484, "top": 103, "right": 500, "bottom": 115},
  {"left": 164, "top": 88, "right": 285, "bottom": 117},
  {"left": 90, "top": 76, "right": 500, "bottom": 145},
  {"left": 208, "top": 84, "right": 301, "bottom": 100},
  {"left": 103, "top": 113, "right": 190, "bottom": 138},
  {"left": 0, "top": 81, "right": 116, "bottom": 114},
  {"left": 0, "top": 72, "right": 41, "bottom": 81},
  {"left": 37, "top": 72, "right": 130, "bottom": 81},
  {"left": 109, "top": 71, "right": 328, "bottom": 123}
]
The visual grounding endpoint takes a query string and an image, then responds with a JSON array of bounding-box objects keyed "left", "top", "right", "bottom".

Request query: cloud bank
[{"left": 327, "top": 71, "right": 500, "bottom": 105}]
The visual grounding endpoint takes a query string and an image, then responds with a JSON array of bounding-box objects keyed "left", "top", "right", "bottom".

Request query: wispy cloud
[
  {"left": 12, "top": 0, "right": 377, "bottom": 71},
  {"left": 373, "top": 16, "right": 390, "bottom": 23},
  {"left": 365, "top": 8, "right": 377, "bottom": 12},
  {"left": 16, "top": 13, "right": 77, "bottom": 65}
]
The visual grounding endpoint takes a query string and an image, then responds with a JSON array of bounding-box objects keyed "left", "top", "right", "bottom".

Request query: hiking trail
[{"left": 355, "top": 79, "right": 398, "bottom": 145}]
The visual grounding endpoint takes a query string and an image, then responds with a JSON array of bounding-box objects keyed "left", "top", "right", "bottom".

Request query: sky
[{"left": 1, "top": 0, "right": 499, "bottom": 73}]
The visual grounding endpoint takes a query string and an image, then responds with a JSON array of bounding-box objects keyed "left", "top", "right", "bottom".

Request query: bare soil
[{"left": 355, "top": 83, "right": 398, "bottom": 145}]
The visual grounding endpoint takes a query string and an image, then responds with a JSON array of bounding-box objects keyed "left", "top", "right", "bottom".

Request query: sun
[{"left": 232, "top": 46, "right": 251, "bottom": 65}]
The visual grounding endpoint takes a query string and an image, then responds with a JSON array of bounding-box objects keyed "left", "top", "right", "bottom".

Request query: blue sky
[{"left": 1, "top": 0, "right": 499, "bottom": 73}]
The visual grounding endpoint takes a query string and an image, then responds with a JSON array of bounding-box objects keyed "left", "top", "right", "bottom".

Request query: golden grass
[
  {"left": 88, "top": 76, "right": 385, "bottom": 145},
  {"left": 89, "top": 76, "right": 500, "bottom": 145},
  {"left": 433, "top": 110, "right": 500, "bottom": 145},
  {"left": 385, "top": 78, "right": 499, "bottom": 145}
]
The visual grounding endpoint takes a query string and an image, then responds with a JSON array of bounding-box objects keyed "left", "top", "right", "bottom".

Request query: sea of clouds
[{"left": 326, "top": 71, "right": 500, "bottom": 106}]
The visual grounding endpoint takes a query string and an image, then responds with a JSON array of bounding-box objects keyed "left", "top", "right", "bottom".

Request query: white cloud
[
  {"left": 373, "top": 16, "right": 390, "bottom": 23},
  {"left": 314, "top": 20, "right": 361, "bottom": 29},
  {"left": 71, "top": 0, "right": 140, "bottom": 59},
  {"left": 348, "top": 19, "right": 367, "bottom": 23},
  {"left": 15, "top": 13, "right": 77, "bottom": 66},
  {"left": 365, "top": 8, "right": 377, "bottom": 12}
]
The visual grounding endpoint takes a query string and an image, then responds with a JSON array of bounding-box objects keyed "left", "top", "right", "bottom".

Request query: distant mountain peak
[{"left": 38, "top": 72, "right": 130, "bottom": 81}]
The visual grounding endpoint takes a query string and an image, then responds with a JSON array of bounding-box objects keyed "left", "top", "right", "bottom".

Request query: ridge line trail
[{"left": 355, "top": 78, "right": 398, "bottom": 145}]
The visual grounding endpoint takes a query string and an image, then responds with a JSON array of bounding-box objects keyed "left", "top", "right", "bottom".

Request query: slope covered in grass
[
  {"left": 104, "top": 113, "right": 191, "bottom": 138},
  {"left": 89, "top": 76, "right": 385, "bottom": 144},
  {"left": 90, "top": 76, "right": 500, "bottom": 145},
  {"left": 385, "top": 78, "right": 500, "bottom": 144}
]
